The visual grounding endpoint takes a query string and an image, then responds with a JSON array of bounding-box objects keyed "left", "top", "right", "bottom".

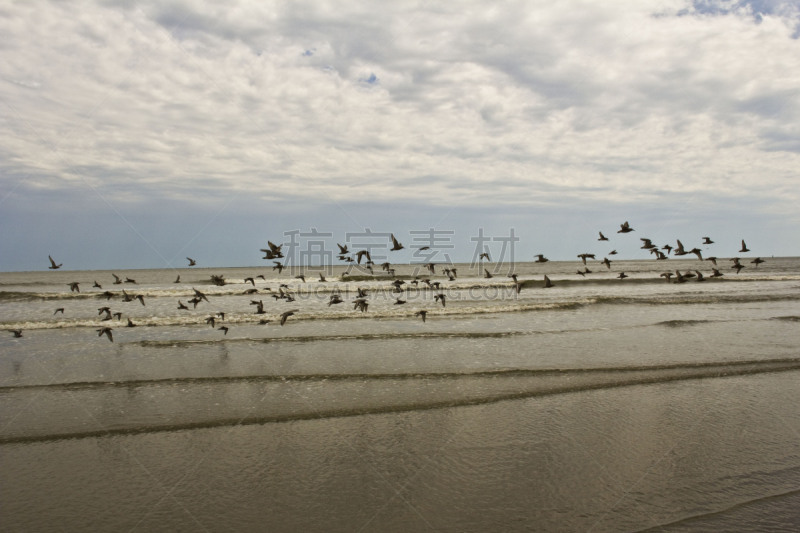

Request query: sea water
[{"left": 2, "top": 258, "right": 800, "bottom": 531}]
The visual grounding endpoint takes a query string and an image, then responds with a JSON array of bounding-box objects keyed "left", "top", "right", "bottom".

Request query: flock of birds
[{"left": 7, "top": 223, "right": 764, "bottom": 341}]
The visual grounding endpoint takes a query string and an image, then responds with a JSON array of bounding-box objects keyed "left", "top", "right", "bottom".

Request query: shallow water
[{"left": 2, "top": 258, "right": 800, "bottom": 531}]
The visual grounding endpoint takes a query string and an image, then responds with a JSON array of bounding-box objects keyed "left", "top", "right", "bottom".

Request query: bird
[
  {"left": 608, "top": 249, "right": 618, "bottom": 255},
  {"left": 353, "top": 298, "right": 369, "bottom": 312},
  {"left": 617, "top": 221, "right": 634, "bottom": 233},
  {"left": 740, "top": 240, "right": 750, "bottom": 253},
  {"left": 205, "top": 316, "right": 216, "bottom": 328},
  {"left": 54, "top": 308, "right": 64, "bottom": 315},
  {"left": 479, "top": 252, "right": 491, "bottom": 261},
  {"left": 187, "top": 257, "right": 197, "bottom": 266},
  {"left": 260, "top": 241, "right": 284, "bottom": 259},
  {"left": 617, "top": 272, "right": 628, "bottom": 280},
  {"left": 598, "top": 232, "right": 609, "bottom": 241},
  {"left": 126, "top": 318, "right": 136, "bottom": 327},
  {"left": 280, "top": 309, "right": 299, "bottom": 326},
  {"left": 329, "top": 294, "right": 344, "bottom": 306},
  {"left": 48, "top": 255, "right": 62, "bottom": 269},
  {"left": 337, "top": 243, "right": 349, "bottom": 255},
  {"left": 705, "top": 257, "right": 718, "bottom": 266},
  {"left": 577, "top": 253, "right": 595, "bottom": 264},
  {"left": 484, "top": 269, "right": 493, "bottom": 279},
  {"left": 695, "top": 270, "right": 705, "bottom": 282},
  {"left": 218, "top": 326, "right": 229, "bottom": 335},
  {"left": 10, "top": 329, "right": 23, "bottom": 338},
  {"left": 96, "top": 327, "right": 113, "bottom": 342},
  {"left": 534, "top": 254, "right": 549, "bottom": 263},
  {"left": 295, "top": 275, "right": 306, "bottom": 283},
  {"left": 435, "top": 293, "right": 446, "bottom": 307},
  {"left": 640, "top": 238, "right": 656, "bottom": 249},
  {"left": 68, "top": 282, "right": 80, "bottom": 292},
  {"left": 395, "top": 298, "right": 406, "bottom": 305},
  {"left": 175, "top": 275, "right": 181, "bottom": 283},
  {"left": 93, "top": 281, "right": 102, "bottom": 289},
  {"left": 319, "top": 273, "right": 327, "bottom": 282},
  {"left": 390, "top": 234, "right": 404, "bottom": 251},
  {"left": 602, "top": 257, "right": 612, "bottom": 269},
  {"left": 112, "top": 273, "right": 122, "bottom": 284},
  {"left": 273, "top": 261, "right": 284, "bottom": 273},
  {"left": 178, "top": 300, "right": 189, "bottom": 310},
  {"left": 244, "top": 277, "right": 255, "bottom": 286},
  {"left": 356, "top": 250, "right": 372, "bottom": 264},
  {"left": 415, "top": 310, "right": 428, "bottom": 323},
  {"left": 134, "top": 295, "right": 145, "bottom": 306},
  {"left": 125, "top": 277, "right": 137, "bottom": 284},
  {"left": 193, "top": 288, "right": 210, "bottom": 302},
  {"left": 751, "top": 257, "right": 764, "bottom": 268},
  {"left": 543, "top": 275, "right": 554, "bottom": 288},
  {"left": 660, "top": 272, "right": 673, "bottom": 283},
  {"left": 702, "top": 237, "right": 714, "bottom": 245},
  {"left": 710, "top": 268, "right": 723, "bottom": 278}
]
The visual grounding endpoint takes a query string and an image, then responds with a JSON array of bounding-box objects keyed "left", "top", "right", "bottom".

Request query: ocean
[{"left": 2, "top": 257, "right": 800, "bottom": 532}]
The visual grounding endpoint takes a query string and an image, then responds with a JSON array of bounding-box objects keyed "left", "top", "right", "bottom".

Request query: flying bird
[
  {"left": 390, "top": 234, "right": 404, "bottom": 251},
  {"left": 10, "top": 329, "right": 23, "bottom": 338},
  {"left": 543, "top": 275, "right": 554, "bottom": 288},
  {"left": 96, "top": 327, "right": 113, "bottom": 342},
  {"left": 740, "top": 240, "right": 750, "bottom": 253},
  {"left": 598, "top": 232, "right": 609, "bottom": 241},
  {"left": 280, "top": 309, "right": 299, "bottom": 326},
  {"left": 534, "top": 254, "right": 549, "bottom": 263},
  {"left": 48, "top": 255, "right": 62, "bottom": 269},
  {"left": 415, "top": 310, "right": 428, "bottom": 323},
  {"left": 617, "top": 221, "right": 634, "bottom": 233},
  {"left": 187, "top": 257, "right": 197, "bottom": 266}
]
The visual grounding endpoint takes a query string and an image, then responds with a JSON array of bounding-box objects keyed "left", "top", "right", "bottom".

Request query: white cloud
[{"left": 1, "top": 0, "right": 799, "bottom": 268}]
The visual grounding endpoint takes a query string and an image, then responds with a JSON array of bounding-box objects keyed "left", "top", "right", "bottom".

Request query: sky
[{"left": 1, "top": 0, "right": 799, "bottom": 272}]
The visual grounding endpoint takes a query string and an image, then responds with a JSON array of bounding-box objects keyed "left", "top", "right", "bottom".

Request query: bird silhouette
[
  {"left": 390, "top": 234, "right": 404, "bottom": 251},
  {"left": 96, "top": 327, "right": 113, "bottom": 342},
  {"left": 617, "top": 221, "right": 634, "bottom": 233},
  {"left": 187, "top": 257, "right": 197, "bottom": 266},
  {"left": 598, "top": 232, "right": 609, "bottom": 241},
  {"left": 415, "top": 310, "right": 428, "bottom": 323},
  {"left": 740, "top": 240, "right": 750, "bottom": 253},
  {"left": 48, "top": 255, "right": 62, "bottom": 269},
  {"left": 280, "top": 309, "right": 299, "bottom": 326}
]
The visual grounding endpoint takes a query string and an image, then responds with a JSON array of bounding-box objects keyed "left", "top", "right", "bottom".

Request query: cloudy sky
[{"left": 2, "top": 0, "right": 799, "bottom": 271}]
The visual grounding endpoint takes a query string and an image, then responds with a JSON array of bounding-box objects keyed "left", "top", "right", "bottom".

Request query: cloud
[{"left": 1, "top": 1, "right": 799, "bottom": 269}]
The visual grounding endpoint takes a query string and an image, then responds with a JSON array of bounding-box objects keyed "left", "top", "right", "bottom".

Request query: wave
[
  {"left": 771, "top": 315, "right": 800, "bottom": 322},
  {"left": 3, "top": 290, "right": 800, "bottom": 331},
  {"left": 2, "top": 358, "right": 800, "bottom": 445},
  {"left": 656, "top": 319, "right": 714, "bottom": 328}
]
